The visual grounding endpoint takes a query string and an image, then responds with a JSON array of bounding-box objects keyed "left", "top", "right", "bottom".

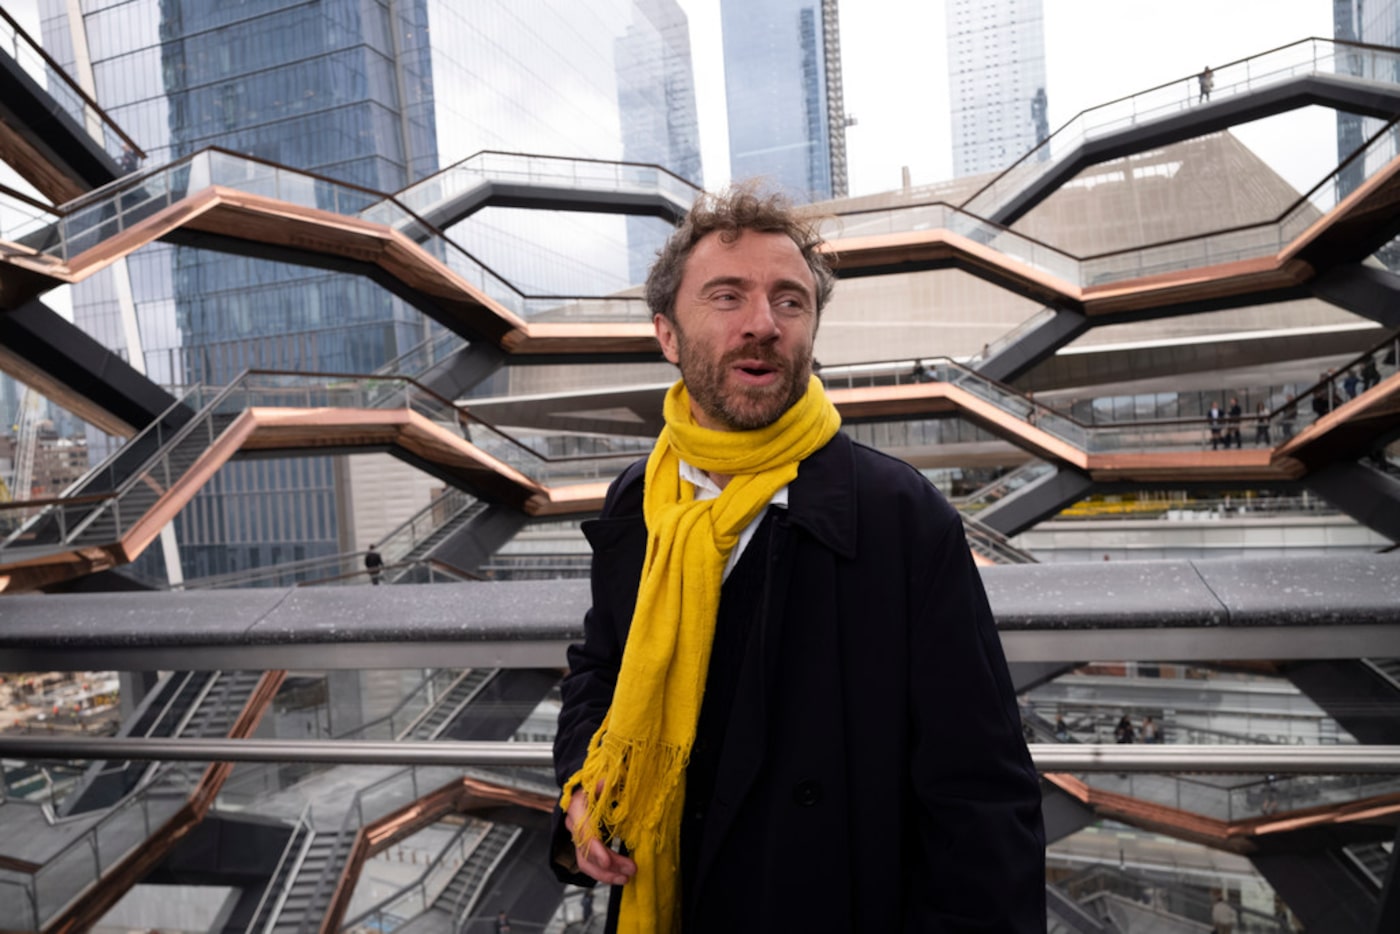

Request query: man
[
  {"left": 1226, "top": 397, "right": 1243, "bottom": 449},
  {"left": 551, "top": 186, "right": 1045, "bottom": 932},
  {"left": 363, "top": 544, "right": 384, "bottom": 584},
  {"left": 1208, "top": 400, "right": 1223, "bottom": 449}
]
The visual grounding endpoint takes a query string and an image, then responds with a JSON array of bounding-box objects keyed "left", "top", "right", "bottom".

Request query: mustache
[{"left": 722, "top": 344, "right": 786, "bottom": 368}]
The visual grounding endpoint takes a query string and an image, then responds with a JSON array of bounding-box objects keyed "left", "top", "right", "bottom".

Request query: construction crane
[{"left": 9, "top": 387, "right": 42, "bottom": 502}]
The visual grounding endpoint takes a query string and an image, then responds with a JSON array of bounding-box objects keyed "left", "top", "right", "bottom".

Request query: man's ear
[{"left": 654, "top": 313, "right": 681, "bottom": 365}]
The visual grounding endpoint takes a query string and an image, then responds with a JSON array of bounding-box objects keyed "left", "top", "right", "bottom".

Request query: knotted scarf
[{"left": 562, "top": 374, "right": 841, "bottom": 933}]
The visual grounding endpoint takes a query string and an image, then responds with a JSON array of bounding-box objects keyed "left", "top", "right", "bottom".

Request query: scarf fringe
[{"left": 564, "top": 730, "right": 687, "bottom": 851}]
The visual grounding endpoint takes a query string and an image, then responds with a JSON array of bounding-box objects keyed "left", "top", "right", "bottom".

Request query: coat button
[{"left": 792, "top": 779, "right": 822, "bottom": 807}]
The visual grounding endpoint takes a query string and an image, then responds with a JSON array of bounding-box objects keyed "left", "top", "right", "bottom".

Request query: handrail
[
  {"left": 300, "top": 764, "right": 430, "bottom": 934},
  {"left": 245, "top": 801, "right": 312, "bottom": 934},
  {"left": 829, "top": 110, "right": 1400, "bottom": 291},
  {"left": 299, "top": 558, "right": 482, "bottom": 588},
  {"left": 955, "top": 461, "right": 1054, "bottom": 511},
  {"left": 390, "top": 148, "right": 702, "bottom": 199},
  {"left": 959, "top": 36, "right": 1400, "bottom": 217},
  {"left": 373, "top": 329, "right": 467, "bottom": 377},
  {"left": 334, "top": 670, "right": 463, "bottom": 743},
  {"left": 0, "top": 6, "right": 144, "bottom": 158},
  {"left": 180, "top": 465, "right": 478, "bottom": 591},
  {"left": 0, "top": 379, "right": 239, "bottom": 554},
  {"left": 227, "top": 367, "right": 645, "bottom": 473},
  {"left": 38, "top": 146, "right": 660, "bottom": 312},
  {"left": 0, "top": 384, "right": 199, "bottom": 517},
  {"left": 5, "top": 737, "right": 1400, "bottom": 774},
  {"left": 0, "top": 759, "right": 202, "bottom": 929},
  {"left": 180, "top": 550, "right": 380, "bottom": 590},
  {"left": 379, "top": 488, "right": 479, "bottom": 563},
  {"left": 962, "top": 514, "right": 1038, "bottom": 564},
  {"left": 340, "top": 818, "right": 489, "bottom": 929},
  {"left": 452, "top": 825, "right": 521, "bottom": 931},
  {"left": 822, "top": 327, "right": 1400, "bottom": 445},
  {"left": 395, "top": 670, "right": 476, "bottom": 741},
  {"left": 1085, "top": 115, "right": 1400, "bottom": 265},
  {"left": 1059, "top": 863, "right": 1286, "bottom": 931}
]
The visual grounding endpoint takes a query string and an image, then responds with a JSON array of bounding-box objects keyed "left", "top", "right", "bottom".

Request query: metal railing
[
  {"left": 451, "top": 825, "right": 522, "bottom": 932},
  {"left": 1076, "top": 764, "right": 1400, "bottom": 823},
  {"left": 0, "top": 147, "right": 658, "bottom": 325},
  {"left": 296, "top": 763, "right": 471, "bottom": 934},
  {"left": 375, "top": 329, "right": 468, "bottom": 379},
  {"left": 0, "top": 6, "right": 144, "bottom": 168},
  {"left": 0, "top": 383, "right": 226, "bottom": 560},
  {"left": 963, "top": 514, "right": 1038, "bottom": 564},
  {"left": 961, "top": 36, "right": 1400, "bottom": 221},
  {"left": 821, "top": 331, "right": 1400, "bottom": 457},
  {"left": 0, "top": 366, "right": 645, "bottom": 571},
  {"left": 3, "top": 736, "right": 1399, "bottom": 774},
  {"left": 342, "top": 818, "right": 491, "bottom": 931},
  {"left": 821, "top": 96, "right": 1400, "bottom": 296},
  {"left": 246, "top": 802, "right": 314, "bottom": 934},
  {"left": 1059, "top": 864, "right": 1286, "bottom": 933},
  {"left": 0, "top": 758, "right": 205, "bottom": 930},
  {"left": 366, "top": 150, "right": 699, "bottom": 232},
  {"left": 955, "top": 461, "right": 1056, "bottom": 513}
]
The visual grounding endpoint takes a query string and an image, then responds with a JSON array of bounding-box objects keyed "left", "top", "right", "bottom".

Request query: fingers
[
  {"left": 577, "top": 837, "right": 637, "bottom": 886},
  {"left": 564, "top": 788, "right": 636, "bottom": 886}
]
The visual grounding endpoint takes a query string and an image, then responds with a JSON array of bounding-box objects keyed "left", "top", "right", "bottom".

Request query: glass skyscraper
[
  {"left": 36, "top": 0, "right": 701, "bottom": 578},
  {"left": 1334, "top": 0, "right": 1400, "bottom": 198},
  {"left": 946, "top": 0, "right": 1050, "bottom": 177},
  {"left": 720, "top": 0, "right": 848, "bottom": 201}
]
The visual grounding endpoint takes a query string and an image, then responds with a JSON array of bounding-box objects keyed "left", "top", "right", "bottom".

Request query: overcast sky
[{"left": 679, "top": 0, "right": 1336, "bottom": 196}]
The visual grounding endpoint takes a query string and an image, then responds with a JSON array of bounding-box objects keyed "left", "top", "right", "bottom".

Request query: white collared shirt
[{"left": 679, "top": 459, "right": 789, "bottom": 580}]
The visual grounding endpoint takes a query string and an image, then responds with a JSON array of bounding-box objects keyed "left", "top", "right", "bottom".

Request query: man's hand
[{"left": 565, "top": 786, "right": 637, "bottom": 886}]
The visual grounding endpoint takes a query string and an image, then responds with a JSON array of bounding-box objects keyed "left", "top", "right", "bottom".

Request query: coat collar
[{"left": 784, "top": 432, "right": 858, "bottom": 560}]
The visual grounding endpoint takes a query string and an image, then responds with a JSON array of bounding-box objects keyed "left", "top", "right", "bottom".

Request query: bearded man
[{"left": 551, "top": 186, "right": 1045, "bottom": 933}]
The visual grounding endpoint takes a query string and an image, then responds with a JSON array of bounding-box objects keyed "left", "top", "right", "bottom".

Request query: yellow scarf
[{"left": 562, "top": 375, "right": 840, "bottom": 933}]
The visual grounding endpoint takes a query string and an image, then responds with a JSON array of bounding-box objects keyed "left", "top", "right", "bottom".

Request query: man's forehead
[{"left": 684, "top": 229, "right": 812, "bottom": 284}]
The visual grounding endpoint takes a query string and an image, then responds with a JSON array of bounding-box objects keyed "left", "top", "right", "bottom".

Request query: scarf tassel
[{"left": 564, "top": 729, "right": 688, "bottom": 854}]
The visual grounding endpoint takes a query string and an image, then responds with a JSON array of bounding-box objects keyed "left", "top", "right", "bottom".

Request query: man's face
[{"left": 654, "top": 229, "right": 819, "bottom": 431}]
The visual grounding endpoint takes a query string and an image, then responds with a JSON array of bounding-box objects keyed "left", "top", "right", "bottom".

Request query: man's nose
[{"left": 741, "top": 298, "right": 780, "bottom": 340}]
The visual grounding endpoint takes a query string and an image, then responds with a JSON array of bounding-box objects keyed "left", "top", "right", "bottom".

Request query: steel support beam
[
  {"left": 1311, "top": 264, "right": 1400, "bottom": 329},
  {"left": 977, "top": 463, "right": 1095, "bottom": 537},
  {"left": 976, "top": 306, "right": 1090, "bottom": 385},
  {"left": 1305, "top": 460, "right": 1400, "bottom": 544}
]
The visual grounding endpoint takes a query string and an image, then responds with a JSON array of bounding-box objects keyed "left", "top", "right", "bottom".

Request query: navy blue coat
[{"left": 552, "top": 432, "right": 1045, "bottom": 932}]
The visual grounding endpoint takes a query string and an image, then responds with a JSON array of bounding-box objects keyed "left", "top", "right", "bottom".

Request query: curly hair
[{"left": 644, "top": 182, "right": 835, "bottom": 321}]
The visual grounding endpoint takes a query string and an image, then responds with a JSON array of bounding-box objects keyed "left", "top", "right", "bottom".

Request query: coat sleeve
[
  {"left": 548, "top": 461, "right": 645, "bottom": 885},
  {"left": 904, "top": 498, "right": 1046, "bottom": 932}
]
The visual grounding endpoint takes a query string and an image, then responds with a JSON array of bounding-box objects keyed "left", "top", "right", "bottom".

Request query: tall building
[
  {"left": 720, "top": 0, "right": 849, "bottom": 201},
  {"left": 1334, "top": 0, "right": 1400, "bottom": 197},
  {"left": 34, "top": 0, "right": 702, "bottom": 579},
  {"left": 946, "top": 0, "right": 1050, "bottom": 177}
]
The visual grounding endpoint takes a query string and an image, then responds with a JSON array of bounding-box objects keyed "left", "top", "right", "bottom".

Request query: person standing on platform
[
  {"left": 1226, "top": 397, "right": 1243, "bottom": 449},
  {"left": 1199, "top": 65, "right": 1215, "bottom": 101},
  {"left": 1208, "top": 400, "right": 1224, "bottom": 449},
  {"left": 1254, "top": 402, "right": 1271, "bottom": 446},
  {"left": 551, "top": 185, "right": 1045, "bottom": 933},
  {"left": 363, "top": 544, "right": 384, "bottom": 585}
]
